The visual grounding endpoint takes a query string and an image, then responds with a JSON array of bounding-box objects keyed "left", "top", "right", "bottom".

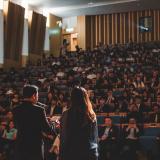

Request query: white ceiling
[{"left": 13, "top": 0, "right": 160, "bottom": 17}]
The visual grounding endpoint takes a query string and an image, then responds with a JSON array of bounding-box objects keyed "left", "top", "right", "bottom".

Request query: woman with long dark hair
[{"left": 59, "top": 86, "right": 99, "bottom": 160}]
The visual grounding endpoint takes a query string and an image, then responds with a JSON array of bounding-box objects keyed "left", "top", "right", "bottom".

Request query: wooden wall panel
[
  {"left": 149, "top": 10, "right": 152, "bottom": 41},
  {"left": 157, "top": 10, "right": 159, "bottom": 41},
  {"left": 126, "top": 13, "right": 129, "bottom": 43},
  {"left": 101, "top": 15, "right": 104, "bottom": 44},
  {"left": 134, "top": 11, "right": 137, "bottom": 42},
  {"left": 85, "top": 9, "right": 160, "bottom": 49},
  {"left": 85, "top": 16, "right": 91, "bottom": 49},
  {"left": 142, "top": 11, "right": 145, "bottom": 42},
  {"left": 106, "top": 15, "right": 109, "bottom": 44},
  {"left": 117, "top": 13, "right": 120, "bottom": 44},
  {"left": 92, "top": 16, "right": 96, "bottom": 48},
  {"left": 153, "top": 10, "right": 156, "bottom": 41},
  {"left": 151, "top": 10, "right": 154, "bottom": 41},
  {"left": 109, "top": 14, "right": 112, "bottom": 44}
]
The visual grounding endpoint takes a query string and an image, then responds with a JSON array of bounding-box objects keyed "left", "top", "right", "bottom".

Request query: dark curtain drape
[
  {"left": 29, "top": 11, "right": 47, "bottom": 54},
  {"left": 4, "top": 1, "right": 25, "bottom": 61}
]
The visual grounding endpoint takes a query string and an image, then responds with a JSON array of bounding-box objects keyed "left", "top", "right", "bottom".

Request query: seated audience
[
  {"left": 0, "top": 122, "right": 6, "bottom": 156},
  {"left": 127, "top": 103, "right": 143, "bottom": 123},
  {"left": 0, "top": 41, "right": 160, "bottom": 159},
  {"left": 47, "top": 97, "right": 62, "bottom": 116},
  {"left": 149, "top": 104, "right": 160, "bottom": 123},
  {"left": 2, "top": 121, "right": 17, "bottom": 160},
  {"left": 99, "top": 117, "right": 119, "bottom": 160},
  {"left": 121, "top": 118, "right": 140, "bottom": 160}
]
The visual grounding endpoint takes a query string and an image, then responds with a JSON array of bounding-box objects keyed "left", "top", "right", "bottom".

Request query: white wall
[
  {"left": 0, "top": 10, "right": 4, "bottom": 64},
  {"left": 62, "top": 16, "right": 77, "bottom": 29},
  {"left": 22, "top": 19, "right": 28, "bottom": 55},
  {"left": 0, "top": 0, "right": 3, "bottom": 10},
  {"left": 44, "top": 27, "right": 50, "bottom": 51}
]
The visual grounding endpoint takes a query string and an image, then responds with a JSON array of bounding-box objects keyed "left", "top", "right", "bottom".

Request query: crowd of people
[{"left": 0, "top": 41, "right": 160, "bottom": 159}]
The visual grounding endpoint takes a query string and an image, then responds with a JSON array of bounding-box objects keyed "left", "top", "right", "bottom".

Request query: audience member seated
[
  {"left": 105, "top": 91, "right": 116, "bottom": 112},
  {"left": 0, "top": 122, "right": 6, "bottom": 158},
  {"left": 96, "top": 97, "right": 108, "bottom": 113},
  {"left": 126, "top": 103, "right": 143, "bottom": 123},
  {"left": 121, "top": 118, "right": 140, "bottom": 160},
  {"left": 149, "top": 104, "right": 160, "bottom": 123},
  {"left": 99, "top": 117, "right": 119, "bottom": 160},
  {"left": 47, "top": 97, "right": 63, "bottom": 117},
  {"left": 133, "top": 76, "right": 145, "bottom": 90},
  {"left": 155, "top": 94, "right": 160, "bottom": 106},
  {"left": 2, "top": 121, "right": 17, "bottom": 160}
]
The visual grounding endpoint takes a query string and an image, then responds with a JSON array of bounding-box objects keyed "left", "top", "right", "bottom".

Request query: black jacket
[
  {"left": 99, "top": 125, "right": 119, "bottom": 140},
  {"left": 13, "top": 101, "right": 53, "bottom": 160},
  {"left": 149, "top": 112, "right": 160, "bottom": 123},
  {"left": 59, "top": 109, "right": 99, "bottom": 160}
]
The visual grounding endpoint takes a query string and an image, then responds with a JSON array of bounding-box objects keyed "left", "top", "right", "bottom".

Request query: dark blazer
[
  {"left": 59, "top": 109, "right": 99, "bottom": 160},
  {"left": 13, "top": 101, "right": 53, "bottom": 160},
  {"left": 149, "top": 112, "right": 160, "bottom": 123},
  {"left": 99, "top": 125, "right": 119, "bottom": 140}
]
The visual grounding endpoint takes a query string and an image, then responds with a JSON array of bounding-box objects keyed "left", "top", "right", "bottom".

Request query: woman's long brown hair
[{"left": 70, "top": 86, "right": 96, "bottom": 123}]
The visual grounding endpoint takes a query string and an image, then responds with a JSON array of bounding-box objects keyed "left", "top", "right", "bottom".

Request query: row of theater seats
[
  {"left": 97, "top": 114, "right": 160, "bottom": 152},
  {"left": 51, "top": 113, "right": 160, "bottom": 153}
]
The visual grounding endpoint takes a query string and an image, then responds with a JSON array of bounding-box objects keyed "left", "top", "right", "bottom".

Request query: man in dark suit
[
  {"left": 13, "top": 85, "right": 54, "bottom": 160},
  {"left": 149, "top": 105, "right": 160, "bottom": 123},
  {"left": 99, "top": 117, "right": 119, "bottom": 160},
  {"left": 122, "top": 118, "right": 140, "bottom": 160}
]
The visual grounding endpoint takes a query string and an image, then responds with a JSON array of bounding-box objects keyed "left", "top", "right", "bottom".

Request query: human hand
[
  {"left": 47, "top": 135, "right": 54, "bottom": 140},
  {"left": 101, "top": 135, "right": 107, "bottom": 141}
]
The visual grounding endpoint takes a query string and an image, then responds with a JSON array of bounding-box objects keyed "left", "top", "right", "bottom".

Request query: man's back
[{"left": 13, "top": 101, "right": 52, "bottom": 160}]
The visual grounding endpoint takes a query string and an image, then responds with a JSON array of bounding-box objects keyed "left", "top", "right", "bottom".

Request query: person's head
[
  {"left": 9, "top": 121, "right": 15, "bottom": 129},
  {"left": 12, "top": 93, "right": 20, "bottom": 105},
  {"left": 70, "top": 86, "right": 96, "bottom": 122},
  {"left": 59, "top": 93, "right": 64, "bottom": 100},
  {"left": 51, "top": 97, "right": 57, "bottom": 105},
  {"left": 104, "top": 117, "right": 112, "bottom": 127},
  {"left": 107, "top": 90, "right": 112, "bottom": 96},
  {"left": 131, "top": 103, "right": 138, "bottom": 112},
  {"left": 129, "top": 118, "right": 136, "bottom": 125},
  {"left": 23, "top": 85, "right": 38, "bottom": 104},
  {"left": 47, "top": 92, "right": 53, "bottom": 101},
  {"left": 157, "top": 94, "right": 160, "bottom": 103},
  {"left": 153, "top": 105, "right": 159, "bottom": 113},
  {"left": 99, "top": 97, "right": 105, "bottom": 105},
  {"left": 6, "top": 111, "right": 13, "bottom": 121}
]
